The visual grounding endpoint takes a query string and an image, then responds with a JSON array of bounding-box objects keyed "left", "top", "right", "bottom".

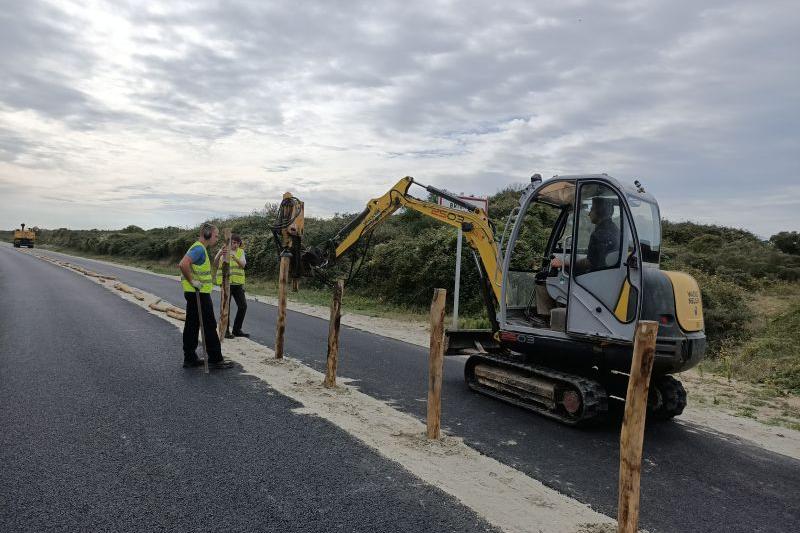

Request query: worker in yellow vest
[
  {"left": 177, "top": 223, "right": 234, "bottom": 370},
  {"left": 214, "top": 233, "right": 249, "bottom": 339}
]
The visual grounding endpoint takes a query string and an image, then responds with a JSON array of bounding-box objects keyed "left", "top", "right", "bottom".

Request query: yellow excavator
[
  {"left": 291, "top": 174, "right": 706, "bottom": 425},
  {"left": 13, "top": 223, "right": 36, "bottom": 248}
]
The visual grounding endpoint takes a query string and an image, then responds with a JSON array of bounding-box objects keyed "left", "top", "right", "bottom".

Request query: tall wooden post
[
  {"left": 323, "top": 280, "right": 344, "bottom": 388},
  {"left": 427, "top": 288, "right": 447, "bottom": 439},
  {"left": 275, "top": 251, "right": 291, "bottom": 359},
  {"left": 217, "top": 228, "right": 232, "bottom": 341},
  {"left": 618, "top": 320, "right": 659, "bottom": 533}
]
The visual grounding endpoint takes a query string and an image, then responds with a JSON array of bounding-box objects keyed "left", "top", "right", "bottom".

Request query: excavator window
[
  {"left": 573, "top": 183, "right": 623, "bottom": 277},
  {"left": 505, "top": 201, "right": 562, "bottom": 327},
  {"left": 628, "top": 195, "right": 661, "bottom": 264}
]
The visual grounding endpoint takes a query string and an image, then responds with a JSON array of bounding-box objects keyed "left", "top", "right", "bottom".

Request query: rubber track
[
  {"left": 465, "top": 353, "right": 608, "bottom": 426},
  {"left": 649, "top": 375, "right": 687, "bottom": 420}
]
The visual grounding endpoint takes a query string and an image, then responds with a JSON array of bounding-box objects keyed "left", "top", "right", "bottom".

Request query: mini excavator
[{"left": 280, "top": 174, "right": 706, "bottom": 425}]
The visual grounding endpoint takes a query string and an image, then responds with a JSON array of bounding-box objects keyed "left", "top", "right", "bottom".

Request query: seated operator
[{"left": 550, "top": 197, "right": 620, "bottom": 276}]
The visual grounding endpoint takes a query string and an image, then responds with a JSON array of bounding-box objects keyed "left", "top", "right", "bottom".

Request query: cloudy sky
[{"left": 0, "top": 0, "right": 797, "bottom": 236}]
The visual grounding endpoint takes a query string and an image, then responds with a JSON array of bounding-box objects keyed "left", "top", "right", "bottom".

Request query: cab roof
[{"left": 536, "top": 174, "right": 658, "bottom": 207}]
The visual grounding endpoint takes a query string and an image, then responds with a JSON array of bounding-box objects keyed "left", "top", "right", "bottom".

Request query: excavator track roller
[{"left": 465, "top": 354, "right": 608, "bottom": 425}]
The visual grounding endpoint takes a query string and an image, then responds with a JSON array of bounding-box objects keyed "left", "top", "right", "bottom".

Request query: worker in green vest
[
  {"left": 177, "top": 223, "right": 234, "bottom": 369},
  {"left": 214, "top": 233, "right": 249, "bottom": 339}
]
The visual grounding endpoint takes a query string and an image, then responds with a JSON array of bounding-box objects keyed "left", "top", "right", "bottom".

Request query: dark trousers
[
  {"left": 227, "top": 284, "right": 248, "bottom": 334},
  {"left": 183, "top": 292, "right": 222, "bottom": 363}
]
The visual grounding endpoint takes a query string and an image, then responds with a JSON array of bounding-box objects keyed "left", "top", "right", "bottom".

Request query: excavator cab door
[{"left": 564, "top": 181, "right": 642, "bottom": 341}]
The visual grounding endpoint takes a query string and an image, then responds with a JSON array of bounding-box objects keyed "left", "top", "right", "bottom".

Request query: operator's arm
[
  {"left": 550, "top": 255, "right": 589, "bottom": 274},
  {"left": 233, "top": 251, "right": 246, "bottom": 268}
]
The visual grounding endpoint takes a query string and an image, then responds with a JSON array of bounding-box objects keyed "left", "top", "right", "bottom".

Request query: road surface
[
  {"left": 0, "top": 245, "right": 497, "bottom": 533},
  {"left": 3, "top": 244, "right": 800, "bottom": 532}
]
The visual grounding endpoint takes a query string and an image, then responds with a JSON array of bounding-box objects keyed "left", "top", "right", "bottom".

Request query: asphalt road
[
  {"left": 5, "top": 245, "right": 800, "bottom": 532},
  {"left": 0, "top": 245, "right": 498, "bottom": 533}
]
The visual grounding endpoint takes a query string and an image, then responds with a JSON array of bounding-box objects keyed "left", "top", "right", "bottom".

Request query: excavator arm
[{"left": 302, "top": 176, "right": 503, "bottom": 309}]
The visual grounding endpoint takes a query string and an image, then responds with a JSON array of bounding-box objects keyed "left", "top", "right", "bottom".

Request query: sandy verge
[
  {"left": 25, "top": 248, "right": 800, "bottom": 460},
  {"left": 676, "top": 370, "right": 800, "bottom": 459},
  {"left": 28, "top": 250, "right": 615, "bottom": 533}
]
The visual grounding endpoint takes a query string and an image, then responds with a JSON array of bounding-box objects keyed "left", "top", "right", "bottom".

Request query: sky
[{"left": 0, "top": 0, "right": 797, "bottom": 237}]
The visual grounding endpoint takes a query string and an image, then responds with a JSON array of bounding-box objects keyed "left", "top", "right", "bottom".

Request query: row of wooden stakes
[
  {"left": 272, "top": 250, "right": 657, "bottom": 533},
  {"left": 271, "top": 252, "right": 448, "bottom": 440}
]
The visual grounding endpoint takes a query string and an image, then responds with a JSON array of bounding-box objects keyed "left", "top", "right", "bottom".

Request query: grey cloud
[
  {"left": 0, "top": 3, "right": 133, "bottom": 130},
  {"left": 0, "top": 0, "right": 796, "bottom": 234},
  {"left": 0, "top": 128, "right": 35, "bottom": 164}
]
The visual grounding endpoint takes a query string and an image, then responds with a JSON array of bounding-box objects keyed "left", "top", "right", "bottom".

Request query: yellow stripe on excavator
[{"left": 614, "top": 279, "right": 631, "bottom": 322}]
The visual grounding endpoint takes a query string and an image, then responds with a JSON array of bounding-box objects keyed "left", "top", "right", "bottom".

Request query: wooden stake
[
  {"left": 217, "top": 228, "right": 232, "bottom": 342},
  {"left": 617, "top": 320, "right": 659, "bottom": 533},
  {"left": 426, "top": 288, "right": 447, "bottom": 439},
  {"left": 323, "top": 280, "right": 344, "bottom": 388},
  {"left": 275, "top": 252, "right": 291, "bottom": 359}
]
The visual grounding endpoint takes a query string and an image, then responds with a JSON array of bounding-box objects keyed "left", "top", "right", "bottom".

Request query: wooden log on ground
[
  {"left": 323, "top": 280, "right": 344, "bottom": 388},
  {"left": 217, "top": 228, "right": 232, "bottom": 341},
  {"left": 274, "top": 252, "right": 291, "bottom": 359},
  {"left": 166, "top": 308, "right": 187, "bottom": 321},
  {"left": 617, "top": 320, "right": 659, "bottom": 533},
  {"left": 113, "top": 282, "right": 133, "bottom": 294},
  {"left": 426, "top": 288, "right": 447, "bottom": 439},
  {"left": 149, "top": 300, "right": 171, "bottom": 312}
]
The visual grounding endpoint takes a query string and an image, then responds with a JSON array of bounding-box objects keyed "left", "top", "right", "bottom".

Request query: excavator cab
[
  {"left": 500, "top": 175, "right": 649, "bottom": 344},
  {"left": 459, "top": 174, "right": 704, "bottom": 423}
]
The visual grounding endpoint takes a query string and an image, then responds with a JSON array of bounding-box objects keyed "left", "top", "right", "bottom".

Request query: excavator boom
[{"left": 303, "top": 176, "right": 503, "bottom": 306}]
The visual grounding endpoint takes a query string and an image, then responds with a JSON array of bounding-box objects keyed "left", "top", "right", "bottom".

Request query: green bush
[
  {"left": 732, "top": 304, "right": 800, "bottom": 391},
  {"left": 686, "top": 269, "right": 754, "bottom": 353}
]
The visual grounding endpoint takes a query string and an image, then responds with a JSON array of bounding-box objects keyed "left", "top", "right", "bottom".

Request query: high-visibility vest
[
  {"left": 215, "top": 248, "right": 245, "bottom": 286},
  {"left": 181, "top": 241, "right": 213, "bottom": 293}
]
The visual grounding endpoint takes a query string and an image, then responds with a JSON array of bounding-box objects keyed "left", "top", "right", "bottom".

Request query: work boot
[
  {"left": 209, "top": 359, "right": 235, "bottom": 369},
  {"left": 224, "top": 331, "right": 235, "bottom": 339},
  {"left": 183, "top": 358, "right": 205, "bottom": 368},
  {"left": 232, "top": 331, "right": 250, "bottom": 338}
]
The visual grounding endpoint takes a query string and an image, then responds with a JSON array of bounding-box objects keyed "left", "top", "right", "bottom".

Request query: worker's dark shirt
[{"left": 587, "top": 218, "right": 620, "bottom": 271}]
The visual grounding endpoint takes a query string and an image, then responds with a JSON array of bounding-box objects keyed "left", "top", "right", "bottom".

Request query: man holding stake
[
  {"left": 214, "top": 234, "right": 249, "bottom": 339},
  {"left": 178, "top": 223, "right": 234, "bottom": 370}
]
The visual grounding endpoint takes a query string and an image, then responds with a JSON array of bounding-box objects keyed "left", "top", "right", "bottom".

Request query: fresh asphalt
[
  {"left": 0, "top": 245, "right": 498, "bottom": 533},
  {"left": 4, "top": 245, "right": 800, "bottom": 532}
]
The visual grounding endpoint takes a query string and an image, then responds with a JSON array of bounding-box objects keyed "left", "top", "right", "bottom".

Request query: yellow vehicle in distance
[{"left": 13, "top": 223, "right": 36, "bottom": 248}]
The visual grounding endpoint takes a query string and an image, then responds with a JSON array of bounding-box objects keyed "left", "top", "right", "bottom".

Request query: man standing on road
[
  {"left": 178, "top": 224, "right": 234, "bottom": 370},
  {"left": 214, "top": 234, "right": 250, "bottom": 339}
]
